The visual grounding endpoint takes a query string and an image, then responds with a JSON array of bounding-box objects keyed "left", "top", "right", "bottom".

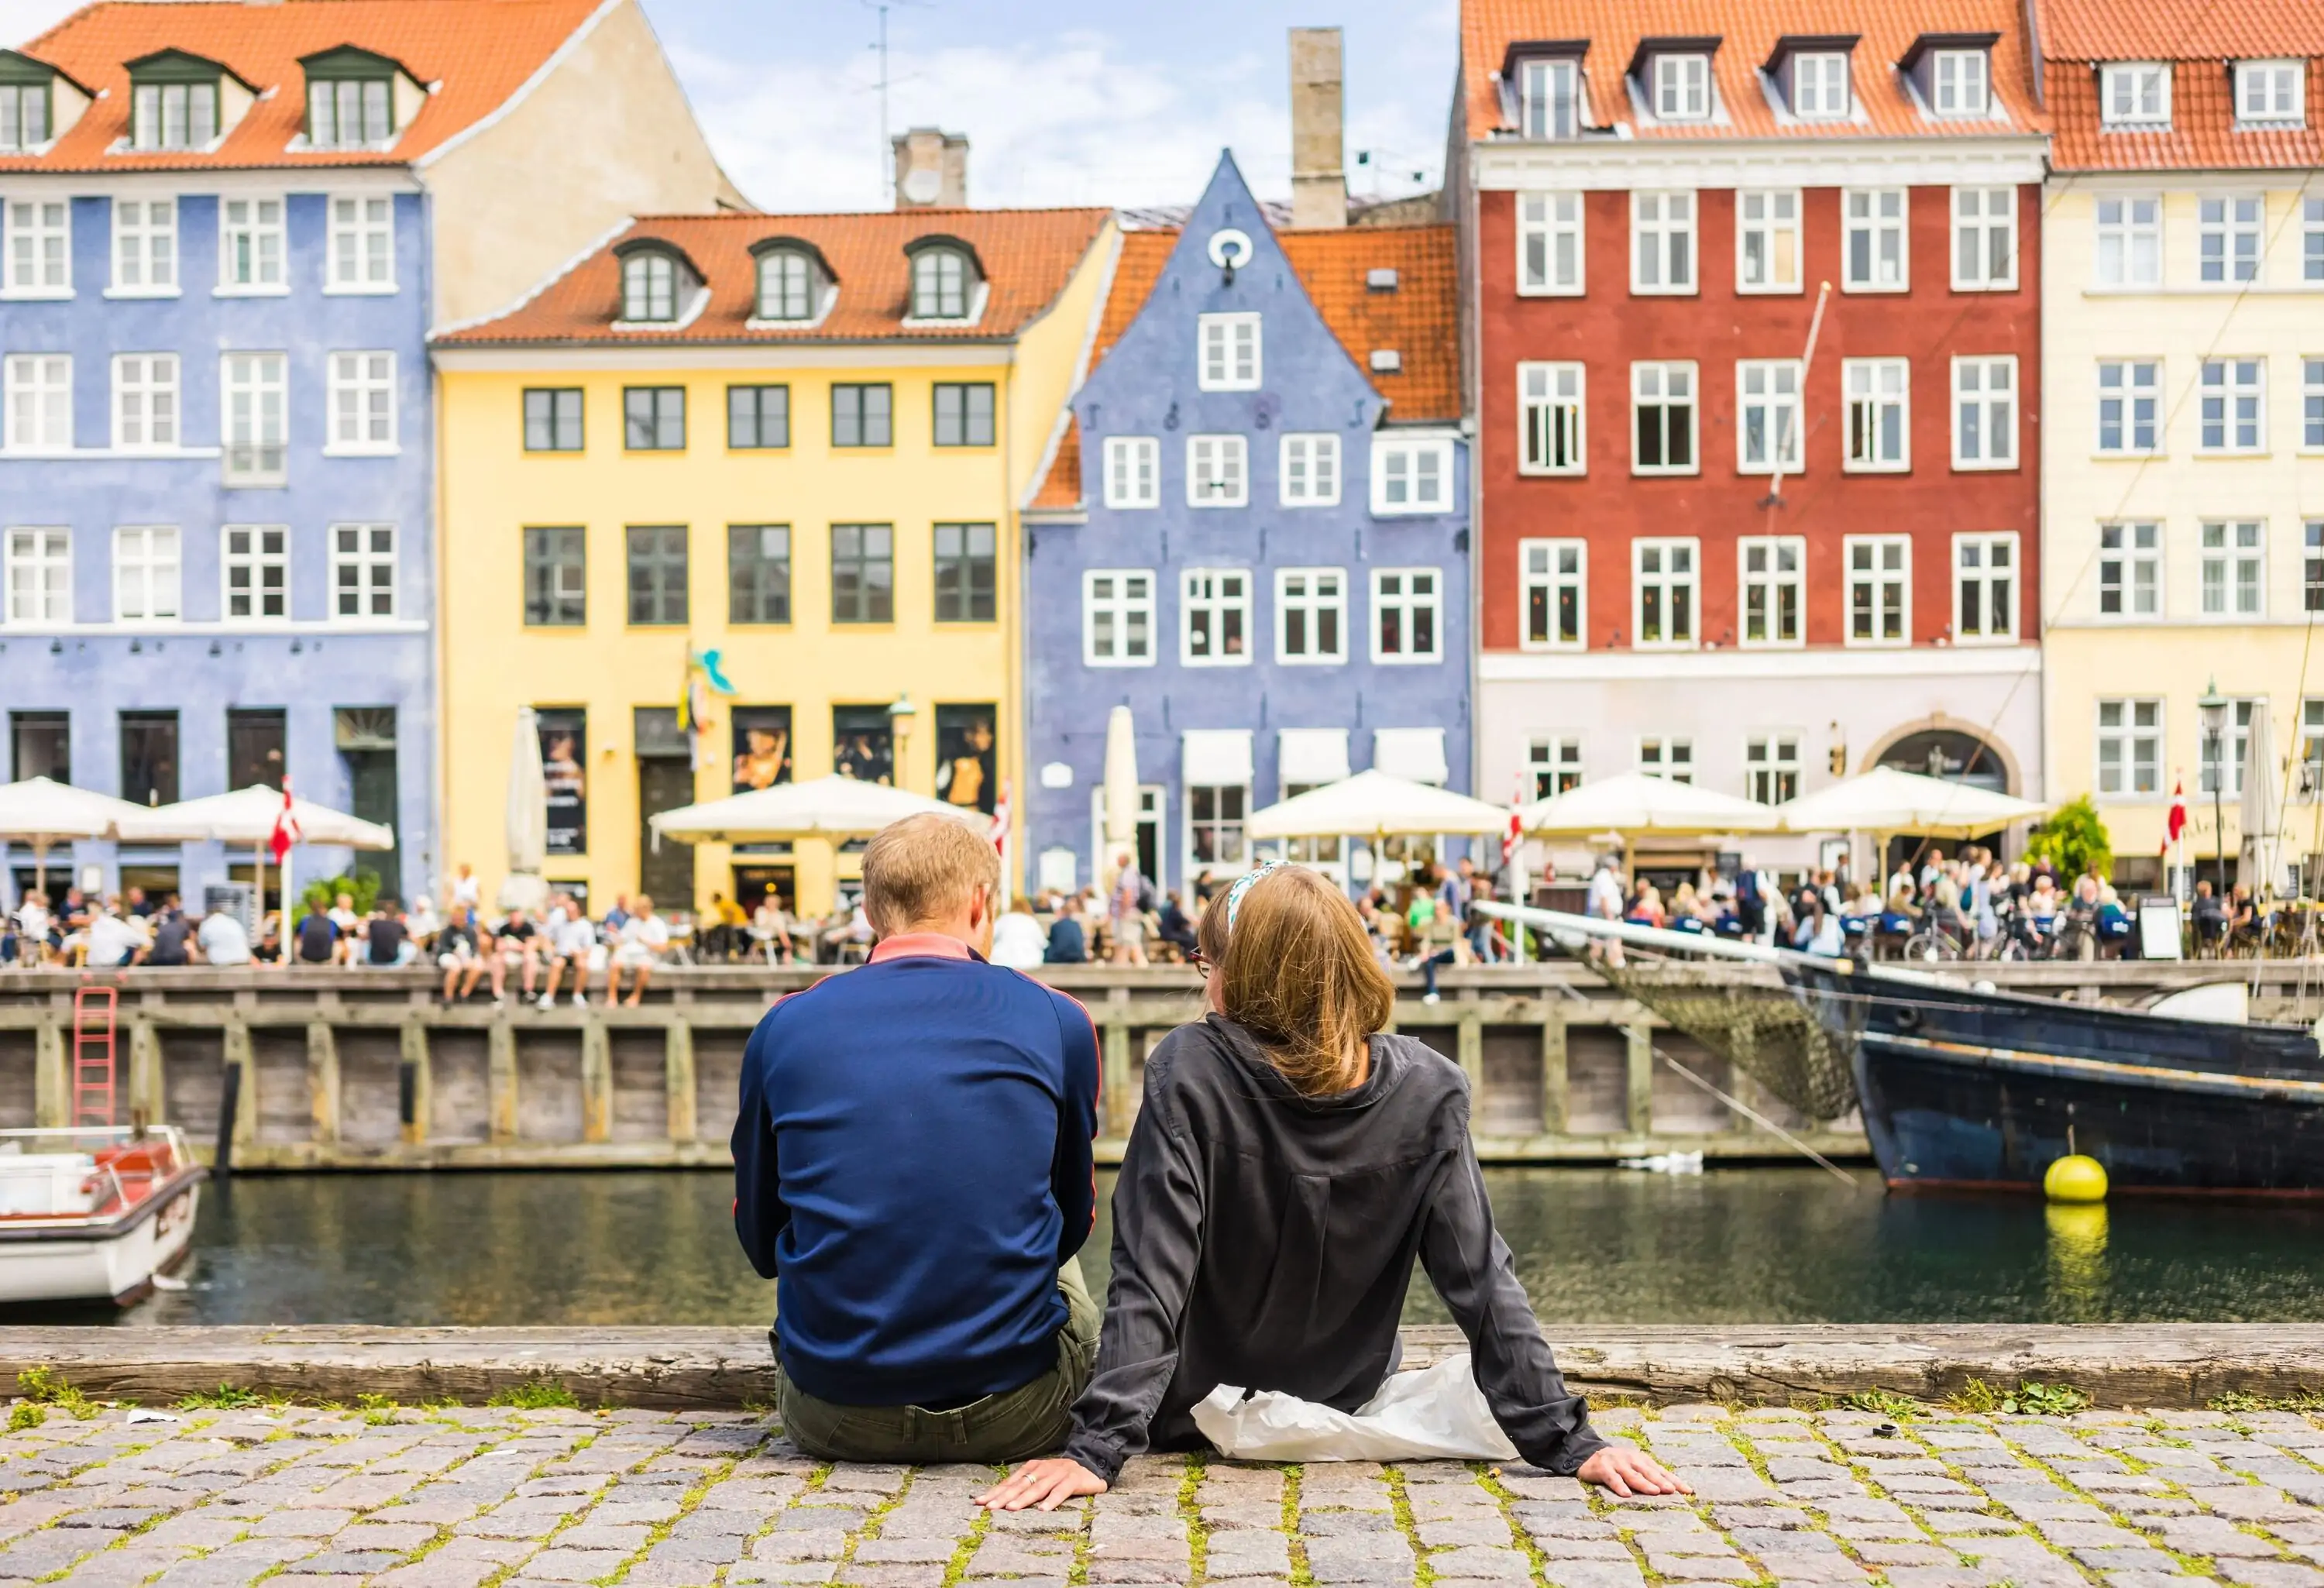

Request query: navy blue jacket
[{"left": 732, "top": 935, "right": 1101, "bottom": 1408}]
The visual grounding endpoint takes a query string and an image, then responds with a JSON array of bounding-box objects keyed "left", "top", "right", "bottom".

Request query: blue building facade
[
  {"left": 1023, "top": 153, "right": 1472, "bottom": 899},
  {"left": 0, "top": 180, "right": 435, "bottom": 904}
]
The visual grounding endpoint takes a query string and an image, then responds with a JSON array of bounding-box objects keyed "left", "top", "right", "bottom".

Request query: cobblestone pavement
[{"left": 0, "top": 1398, "right": 2319, "bottom": 1588}]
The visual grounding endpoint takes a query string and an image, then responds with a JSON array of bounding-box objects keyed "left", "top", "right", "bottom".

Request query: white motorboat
[{"left": 0, "top": 1127, "right": 205, "bottom": 1304}]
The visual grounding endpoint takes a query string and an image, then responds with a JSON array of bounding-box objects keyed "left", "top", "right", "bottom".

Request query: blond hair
[
  {"left": 861, "top": 813, "right": 999, "bottom": 934},
  {"left": 1218, "top": 867, "right": 1394, "bottom": 1096}
]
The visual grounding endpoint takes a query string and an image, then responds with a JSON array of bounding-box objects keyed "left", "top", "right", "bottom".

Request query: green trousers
[{"left": 775, "top": 1257, "right": 1101, "bottom": 1465}]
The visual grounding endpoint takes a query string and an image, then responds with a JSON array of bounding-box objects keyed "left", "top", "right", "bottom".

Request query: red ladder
[{"left": 71, "top": 984, "right": 117, "bottom": 1130}]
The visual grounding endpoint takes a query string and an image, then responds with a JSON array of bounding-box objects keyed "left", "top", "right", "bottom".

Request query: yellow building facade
[{"left": 434, "top": 208, "right": 1117, "bottom": 916}]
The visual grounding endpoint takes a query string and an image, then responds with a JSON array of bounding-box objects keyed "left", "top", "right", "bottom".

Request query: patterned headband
[{"left": 1224, "top": 861, "right": 1287, "bottom": 932}]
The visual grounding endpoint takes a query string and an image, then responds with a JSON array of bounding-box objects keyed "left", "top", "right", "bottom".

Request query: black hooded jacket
[{"left": 1061, "top": 1015, "right": 1607, "bottom": 1482}]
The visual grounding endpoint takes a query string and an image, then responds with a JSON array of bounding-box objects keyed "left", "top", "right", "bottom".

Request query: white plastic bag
[{"left": 1189, "top": 1352, "right": 1518, "bottom": 1463}]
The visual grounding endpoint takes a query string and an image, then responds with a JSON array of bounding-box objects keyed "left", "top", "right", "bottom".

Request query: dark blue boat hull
[{"left": 1784, "top": 962, "right": 2324, "bottom": 1194}]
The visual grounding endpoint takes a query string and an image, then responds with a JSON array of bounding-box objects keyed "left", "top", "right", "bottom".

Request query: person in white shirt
[
  {"left": 604, "top": 894, "right": 669, "bottom": 1007},
  {"left": 196, "top": 908, "right": 253, "bottom": 967},
  {"left": 404, "top": 892, "right": 440, "bottom": 952},
  {"left": 12, "top": 894, "right": 50, "bottom": 966},
  {"left": 450, "top": 864, "right": 481, "bottom": 913},
  {"left": 1584, "top": 855, "right": 1627, "bottom": 968},
  {"left": 989, "top": 900, "right": 1047, "bottom": 971},
  {"left": 87, "top": 907, "right": 149, "bottom": 968},
  {"left": 538, "top": 894, "right": 599, "bottom": 1009},
  {"left": 328, "top": 891, "right": 363, "bottom": 965}
]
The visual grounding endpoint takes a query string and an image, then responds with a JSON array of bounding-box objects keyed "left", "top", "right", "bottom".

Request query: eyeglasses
[{"left": 1188, "top": 948, "right": 1213, "bottom": 978}]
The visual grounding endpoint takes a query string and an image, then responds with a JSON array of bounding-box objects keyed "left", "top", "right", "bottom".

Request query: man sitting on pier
[{"left": 733, "top": 813, "right": 1101, "bottom": 1463}]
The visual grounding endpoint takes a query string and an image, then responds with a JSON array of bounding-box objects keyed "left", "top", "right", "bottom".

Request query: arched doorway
[{"left": 1876, "top": 728, "right": 2010, "bottom": 792}]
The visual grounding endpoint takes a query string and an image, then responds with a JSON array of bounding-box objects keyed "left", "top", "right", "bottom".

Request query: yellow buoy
[{"left": 2044, "top": 1153, "right": 2109, "bottom": 1204}]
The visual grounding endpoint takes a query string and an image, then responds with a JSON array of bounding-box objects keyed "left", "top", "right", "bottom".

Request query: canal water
[{"left": 72, "top": 1168, "right": 2324, "bottom": 1327}]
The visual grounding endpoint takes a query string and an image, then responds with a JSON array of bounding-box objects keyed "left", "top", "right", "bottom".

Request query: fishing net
[{"left": 1583, "top": 957, "right": 1861, "bottom": 1122}]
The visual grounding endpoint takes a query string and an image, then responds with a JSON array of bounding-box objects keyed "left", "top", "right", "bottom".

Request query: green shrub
[
  {"left": 2023, "top": 796, "right": 2113, "bottom": 882},
  {"left": 300, "top": 873, "right": 380, "bottom": 918}
]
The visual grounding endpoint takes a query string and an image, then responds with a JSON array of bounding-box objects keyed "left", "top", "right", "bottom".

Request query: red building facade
[{"left": 1454, "top": 0, "right": 2051, "bottom": 858}]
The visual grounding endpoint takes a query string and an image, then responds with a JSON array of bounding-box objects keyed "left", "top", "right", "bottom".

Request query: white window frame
[
  {"left": 328, "top": 523, "right": 397, "bottom": 621},
  {"left": 221, "top": 352, "right": 289, "bottom": 486},
  {"left": 325, "top": 350, "right": 397, "bottom": 456},
  {"left": 1102, "top": 435, "right": 1159, "bottom": 509},
  {"left": 1081, "top": 569, "right": 1155, "bottom": 667},
  {"left": 1370, "top": 567, "right": 1442, "bottom": 664},
  {"left": 1952, "top": 356, "right": 2018, "bottom": 470},
  {"left": 1792, "top": 53, "right": 1849, "bottom": 119},
  {"left": 1518, "top": 362, "right": 1585, "bottom": 476},
  {"left": 217, "top": 196, "right": 287, "bottom": 294},
  {"left": 2, "top": 198, "right": 70, "bottom": 299},
  {"left": 1518, "top": 57, "right": 1581, "bottom": 139},
  {"left": 108, "top": 197, "right": 176, "bottom": 297},
  {"left": 1181, "top": 569, "right": 1252, "bottom": 667},
  {"left": 2096, "top": 359, "right": 2162, "bottom": 456},
  {"left": 1528, "top": 735, "right": 1584, "bottom": 798},
  {"left": 1274, "top": 566, "right": 1346, "bottom": 665},
  {"left": 111, "top": 525, "right": 180, "bottom": 623},
  {"left": 1631, "top": 191, "right": 1697, "bottom": 294},
  {"left": 1738, "top": 535, "right": 1804, "bottom": 648},
  {"left": 2307, "top": 357, "right": 2324, "bottom": 450},
  {"left": 1187, "top": 781, "right": 1249, "bottom": 873},
  {"left": 1186, "top": 434, "right": 1248, "bottom": 507},
  {"left": 1521, "top": 538, "right": 1586, "bottom": 651},
  {"left": 1631, "top": 538, "right": 1698, "bottom": 651},
  {"left": 3, "top": 528, "right": 70, "bottom": 626},
  {"left": 2101, "top": 63, "right": 2171, "bottom": 129},
  {"left": 1845, "top": 534, "right": 1911, "bottom": 647},
  {"left": 2199, "top": 521, "right": 2266, "bottom": 618},
  {"left": 1743, "top": 734, "right": 1802, "bottom": 804},
  {"left": 1951, "top": 186, "right": 2017, "bottom": 290},
  {"left": 112, "top": 352, "right": 178, "bottom": 453},
  {"left": 2305, "top": 197, "right": 2324, "bottom": 284},
  {"left": 1197, "top": 312, "right": 1260, "bottom": 391},
  {"left": 2199, "top": 194, "right": 2264, "bottom": 286},
  {"left": 1953, "top": 531, "right": 2018, "bottom": 644},
  {"left": 220, "top": 525, "right": 289, "bottom": 624},
  {"left": 1631, "top": 361, "right": 1698, "bottom": 476},
  {"left": 2199, "top": 358, "right": 2265, "bottom": 454},
  {"left": 2095, "top": 698, "right": 2164, "bottom": 798},
  {"left": 1516, "top": 191, "right": 1583, "bottom": 294},
  {"left": 1932, "top": 49, "right": 1989, "bottom": 116},
  {"left": 1735, "top": 189, "right": 1803, "bottom": 294},
  {"left": 1370, "top": 435, "right": 1452, "bottom": 515},
  {"left": 2200, "top": 699, "right": 2263, "bottom": 799},
  {"left": 1843, "top": 357, "right": 1910, "bottom": 472},
  {"left": 1841, "top": 187, "right": 1907, "bottom": 291},
  {"left": 1736, "top": 359, "right": 1803, "bottom": 473},
  {"left": 2236, "top": 60, "right": 2305, "bottom": 125},
  {"left": 1278, "top": 432, "right": 1340, "bottom": 507},
  {"left": 2098, "top": 522, "right": 2162, "bottom": 619},
  {"left": 1638, "top": 737, "right": 1695, "bottom": 783},
  {"left": 1652, "top": 53, "right": 1710, "bottom": 121},
  {"left": 325, "top": 194, "right": 395, "bottom": 294},
  {"left": 2095, "top": 194, "right": 2162, "bottom": 287},
  {"left": 4, "top": 352, "right": 72, "bottom": 452}
]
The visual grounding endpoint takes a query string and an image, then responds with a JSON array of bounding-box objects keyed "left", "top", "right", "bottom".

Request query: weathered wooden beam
[
  {"left": 1456, "top": 1013, "right": 1483, "bottom": 1095},
  {"left": 222, "top": 1019, "right": 258, "bottom": 1152},
  {"left": 398, "top": 1022, "right": 430, "bottom": 1147},
  {"left": 580, "top": 1019, "right": 612, "bottom": 1145},
  {"left": 665, "top": 1023, "right": 696, "bottom": 1145},
  {"left": 1540, "top": 1007, "right": 1568, "bottom": 1136},
  {"left": 1624, "top": 1024, "right": 1654, "bottom": 1136},
  {"left": 304, "top": 1020, "right": 339, "bottom": 1146},
  {"left": 1102, "top": 1022, "right": 1133, "bottom": 1139},
  {"left": 32, "top": 1019, "right": 64, "bottom": 1128},
  {"left": 127, "top": 1021, "right": 164, "bottom": 1128},
  {"left": 487, "top": 1022, "right": 518, "bottom": 1144}
]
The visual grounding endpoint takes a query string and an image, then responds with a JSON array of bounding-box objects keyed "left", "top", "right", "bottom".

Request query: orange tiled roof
[
  {"left": 5, "top": 0, "right": 603, "bottom": 172},
  {"left": 1458, "top": 0, "right": 2040, "bottom": 142},
  {"left": 436, "top": 208, "right": 1113, "bottom": 344},
  {"left": 2036, "top": 0, "right": 2324, "bottom": 170},
  {"left": 1032, "top": 222, "right": 1461, "bottom": 511}
]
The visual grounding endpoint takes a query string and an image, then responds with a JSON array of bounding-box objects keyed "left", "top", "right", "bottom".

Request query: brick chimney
[
  {"left": 1288, "top": 27, "right": 1346, "bottom": 229},
  {"left": 892, "top": 128, "right": 968, "bottom": 209}
]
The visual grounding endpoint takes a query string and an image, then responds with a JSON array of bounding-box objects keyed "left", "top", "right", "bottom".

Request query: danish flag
[
  {"left": 268, "top": 781, "right": 301, "bottom": 867},
  {"left": 2165, "top": 779, "right": 2188, "bottom": 849}
]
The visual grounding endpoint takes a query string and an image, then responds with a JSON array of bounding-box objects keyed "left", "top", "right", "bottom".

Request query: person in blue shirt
[{"left": 732, "top": 813, "right": 1102, "bottom": 1463}]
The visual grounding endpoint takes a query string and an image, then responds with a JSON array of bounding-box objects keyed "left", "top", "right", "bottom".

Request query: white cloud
[{"left": 0, "top": 0, "right": 99, "bottom": 49}]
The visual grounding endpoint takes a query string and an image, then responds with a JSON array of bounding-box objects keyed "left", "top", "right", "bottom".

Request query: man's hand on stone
[
  {"left": 1577, "top": 1445, "right": 1690, "bottom": 1497},
  {"left": 976, "top": 1457, "right": 1109, "bottom": 1511}
]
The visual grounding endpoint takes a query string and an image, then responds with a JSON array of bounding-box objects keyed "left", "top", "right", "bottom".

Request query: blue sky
[{"left": 0, "top": 0, "right": 1458, "bottom": 213}]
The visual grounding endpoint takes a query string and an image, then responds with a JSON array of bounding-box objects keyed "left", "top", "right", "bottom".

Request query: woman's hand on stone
[
  {"left": 976, "top": 1457, "right": 1109, "bottom": 1511},
  {"left": 1577, "top": 1445, "right": 1690, "bottom": 1497}
]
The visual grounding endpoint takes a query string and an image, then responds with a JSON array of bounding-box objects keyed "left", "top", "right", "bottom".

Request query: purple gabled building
[{"left": 1020, "top": 153, "right": 1472, "bottom": 899}]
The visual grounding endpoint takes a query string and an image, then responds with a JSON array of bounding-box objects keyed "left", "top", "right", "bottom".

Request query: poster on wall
[
  {"left": 832, "top": 706, "right": 894, "bottom": 787},
  {"left": 935, "top": 703, "right": 999, "bottom": 816},
  {"left": 731, "top": 707, "right": 794, "bottom": 793},
  {"left": 537, "top": 708, "right": 587, "bottom": 855}
]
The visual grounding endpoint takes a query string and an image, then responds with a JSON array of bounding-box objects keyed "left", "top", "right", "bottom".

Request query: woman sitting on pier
[{"left": 978, "top": 864, "right": 1686, "bottom": 1512}]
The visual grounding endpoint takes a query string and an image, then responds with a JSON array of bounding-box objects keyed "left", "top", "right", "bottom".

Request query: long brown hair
[{"left": 1217, "top": 867, "right": 1395, "bottom": 1096}]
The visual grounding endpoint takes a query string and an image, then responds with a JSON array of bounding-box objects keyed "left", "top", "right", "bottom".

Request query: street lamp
[{"left": 2198, "top": 678, "right": 2229, "bottom": 892}]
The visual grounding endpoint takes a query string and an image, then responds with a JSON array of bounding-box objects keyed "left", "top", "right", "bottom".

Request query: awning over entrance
[
  {"left": 1372, "top": 727, "right": 1449, "bottom": 786},
  {"left": 1181, "top": 729, "right": 1254, "bottom": 787},
  {"left": 1278, "top": 727, "right": 1351, "bottom": 788}
]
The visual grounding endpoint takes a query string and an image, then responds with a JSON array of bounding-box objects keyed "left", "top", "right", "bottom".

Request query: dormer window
[
  {"left": 2236, "top": 60, "right": 2304, "bottom": 126},
  {"left": 2101, "top": 63, "right": 2171, "bottom": 129},
  {"left": 1933, "top": 50, "right": 1989, "bottom": 114},
  {"left": 1520, "top": 57, "right": 1580, "bottom": 138},
  {"left": 909, "top": 243, "right": 972, "bottom": 319},
  {"left": 0, "top": 55, "right": 53, "bottom": 150},
  {"left": 1654, "top": 54, "right": 1710, "bottom": 119},
  {"left": 129, "top": 56, "right": 220, "bottom": 150},
  {"left": 753, "top": 242, "right": 830, "bottom": 322},
  {"left": 620, "top": 248, "right": 686, "bottom": 323},
  {"left": 1793, "top": 52, "right": 1849, "bottom": 118}
]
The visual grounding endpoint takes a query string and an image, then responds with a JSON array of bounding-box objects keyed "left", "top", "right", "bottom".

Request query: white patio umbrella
[
  {"left": 648, "top": 774, "right": 985, "bottom": 844},
  {"left": 504, "top": 706, "right": 549, "bottom": 913},
  {"left": 0, "top": 779, "right": 151, "bottom": 900},
  {"left": 117, "top": 784, "right": 394, "bottom": 920},
  {"left": 1101, "top": 706, "right": 1140, "bottom": 894},
  {"left": 2239, "top": 709, "right": 2284, "bottom": 895},
  {"left": 1522, "top": 773, "right": 1779, "bottom": 839},
  {"left": 1246, "top": 770, "right": 1511, "bottom": 842},
  {"left": 1776, "top": 765, "right": 2047, "bottom": 838}
]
